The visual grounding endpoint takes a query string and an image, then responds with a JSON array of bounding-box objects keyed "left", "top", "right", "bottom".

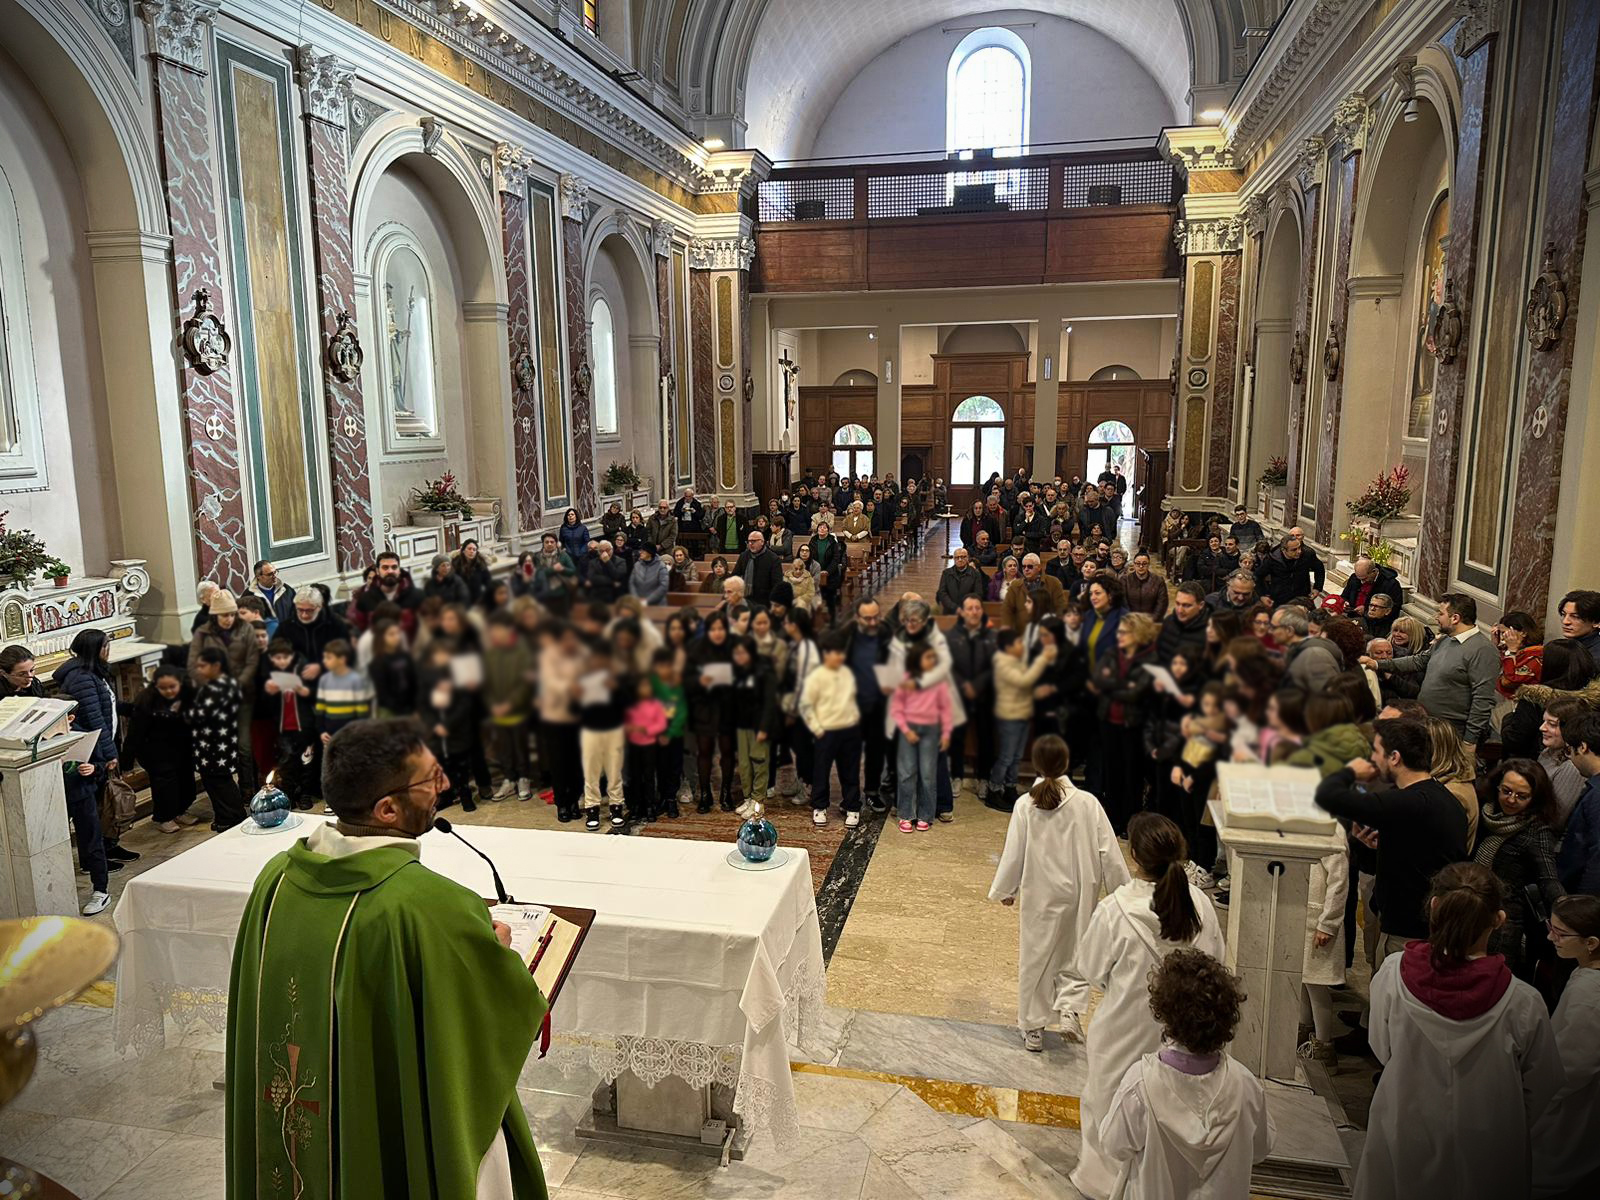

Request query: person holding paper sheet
[
  {"left": 226, "top": 718, "right": 551, "bottom": 1200},
  {"left": 990, "top": 736, "right": 1128, "bottom": 1050},
  {"left": 686, "top": 613, "right": 739, "bottom": 814}
]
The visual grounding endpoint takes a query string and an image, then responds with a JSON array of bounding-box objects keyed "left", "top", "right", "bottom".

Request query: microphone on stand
[{"left": 433, "top": 817, "right": 514, "bottom": 904}]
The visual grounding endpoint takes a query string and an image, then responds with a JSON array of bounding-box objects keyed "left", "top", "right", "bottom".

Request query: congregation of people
[{"left": 22, "top": 458, "right": 1600, "bottom": 1198}]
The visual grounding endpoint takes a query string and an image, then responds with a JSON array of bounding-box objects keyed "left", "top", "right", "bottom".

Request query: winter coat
[
  {"left": 1091, "top": 644, "right": 1156, "bottom": 727},
  {"left": 629, "top": 556, "right": 671, "bottom": 605},
  {"left": 1121, "top": 571, "right": 1168, "bottom": 619},
  {"left": 644, "top": 512, "right": 678, "bottom": 551},
  {"left": 936, "top": 565, "right": 987, "bottom": 615},
  {"left": 584, "top": 553, "right": 630, "bottom": 602},
  {"left": 188, "top": 619, "right": 262, "bottom": 690},
  {"left": 1339, "top": 563, "right": 1404, "bottom": 616},
  {"left": 368, "top": 650, "right": 418, "bottom": 716},
  {"left": 1255, "top": 544, "right": 1326, "bottom": 606},
  {"left": 423, "top": 566, "right": 472, "bottom": 607},
  {"left": 189, "top": 676, "right": 241, "bottom": 772},
  {"left": 279, "top": 609, "right": 350, "bottom": 679},
  {"left": 1155, "top": 605, "right": 1210, "bottom": 665},
  {"left": 1283, "top": 636, "right": 1344, "bottom": 693},
  {"left": 558, "top": 520, "right": 590, "bottom": 559},
  {"left": 122, "top": 694, "right": 194, "bottom": 782},
  {"left": 54, "top": 660, "right": 119, "bottom": 767}
]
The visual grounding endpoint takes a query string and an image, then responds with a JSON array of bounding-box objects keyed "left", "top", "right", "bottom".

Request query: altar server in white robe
[
  {"left": 1100, "top": 948, "right": 1274, "bottom": 1199},
  {"left": 1071, "top": 813, "right": 1226, "bottom": 1200},
  {"left": 1532, "top": 894, "right": 1600, "bottom": 1199},
  {"left": 989, "top": 735, "right": 1129, "bottom": 1051},
  {"left": 1360, "top": 862, "right": 1562, "bottom": 1200}
]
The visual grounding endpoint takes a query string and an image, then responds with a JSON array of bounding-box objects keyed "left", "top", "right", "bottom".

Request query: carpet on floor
[{"left": 634, "top": 796, "right": 844, "bottom": 893}]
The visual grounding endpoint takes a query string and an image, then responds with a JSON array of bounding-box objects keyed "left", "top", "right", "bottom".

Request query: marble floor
[{"left": 26, "top": 519, "right": 1365, "bottom": 1197}]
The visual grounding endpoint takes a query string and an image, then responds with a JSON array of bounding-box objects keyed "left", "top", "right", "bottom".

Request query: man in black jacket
[
  {"left": 841, "top": 598, "right": 894, "bottom": 816},
  {"left": 935, "top": 547, "right": 986, "bottom": 614},
  {"left": 811, "top": 522, "right": 847, "bottom": 618},
  {"left": 673, "top": 487, "right": 705, "bottom": 533},
  {"left": 1156, "top": 584, "right": 1211, "bottom": 665},
  {"left": 1339, "top": 555, "right": 1404, "bottom": 621},
  {"left": 946, "top": 597, "right": 997, "bottom": 790},
  {"left": 732, "top": 530, "right": 783, "bottom": 607},
  {"left": 1313, "top": 717, "right": 1468, "bottom": 967},
  {"left": 1013, "top": 497, "right": 1050, "bottom": 553},
  {"left": 1256, "top": 534, "right": 1326, "bottom": 606}
]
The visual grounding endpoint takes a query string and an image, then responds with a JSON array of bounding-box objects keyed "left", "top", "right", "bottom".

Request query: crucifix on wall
[{"left": 779, "top": 349, "right": 800, "bottom": 431}]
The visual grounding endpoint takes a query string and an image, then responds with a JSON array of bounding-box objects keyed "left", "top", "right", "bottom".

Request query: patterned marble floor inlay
[{"left": 791, "top": 1061, "right": 1082, "bottom": 1129}]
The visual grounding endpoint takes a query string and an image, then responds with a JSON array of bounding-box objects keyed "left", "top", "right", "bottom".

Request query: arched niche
[
  {"left": 583, "top": 212, "right": 663, "bottom": 496},
  {"left": 350, "top": 120, "right": 509, "bottom": 529},
  {"left": 0, "top": 0, "right": 196, "bottom": 632},
  {"left": 1088, "top": 364, "right": 1141, "bottom": 381},
  {"left": 1243, "top": 203, "right": 1303, "bottom": 509},
  {"left": 940, "top": 323, "right": 1027, "bottom": 355},
  {"left": 1342, "top": 87, "right": 1453, "bottom": 537}
]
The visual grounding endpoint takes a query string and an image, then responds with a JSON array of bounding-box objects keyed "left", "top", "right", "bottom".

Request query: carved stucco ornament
[
  {"left": 1323, "top": 322, "right": 1341, "bottom": 381},
  {"left": 1526, "top": 243, "right": 1568, "bottom": 351},
  {"left": 182, "top": 288, "right": 231, "bottom": 375},
  {"left": 1289, "top": 329, "right": 1306, "bottom": 386},
  {"left": 325, "top": 310, "right": 363, "bottom": 383}
]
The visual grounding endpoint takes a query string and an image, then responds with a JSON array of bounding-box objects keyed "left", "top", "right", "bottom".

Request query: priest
[{"left": 226, "top": 718, "right": 549, "bottom": 1199}]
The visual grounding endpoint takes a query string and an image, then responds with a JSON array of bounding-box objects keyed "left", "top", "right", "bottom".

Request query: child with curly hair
[{"left": 1099, "top": 949, "right": 1274, "bottom": 1198}]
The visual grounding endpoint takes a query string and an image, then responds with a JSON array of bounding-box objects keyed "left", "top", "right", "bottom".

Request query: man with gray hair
[
  {"left": 193, "top": 580, "right": 220, "bottom": 634},
  {"left": 1272, "top": 604, "right": 1343, "bottom": 691},
  {"left": 1340, "top": 552, "right": 1404, "bottom": 624},
  {"left": 1206, "top": 569, "right": 1259, "bottom": 613}
]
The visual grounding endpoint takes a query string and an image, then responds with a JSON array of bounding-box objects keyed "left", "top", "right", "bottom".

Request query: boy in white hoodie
[{"left": 1100, "top": 949, "right": 1273, "bottom": 1198}]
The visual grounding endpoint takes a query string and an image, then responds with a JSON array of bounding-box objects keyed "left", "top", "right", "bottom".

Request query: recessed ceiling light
[
  {"left": 1199, "top": 108, "right": 1226, "bottom": 122},
  {"left": 703, "top": 137, "right": 725, "bottom": 150}
]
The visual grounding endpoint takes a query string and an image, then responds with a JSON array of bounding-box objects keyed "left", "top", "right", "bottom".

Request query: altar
[{"left": 111, "top": 819, "right": 825, "bottom": 1151}]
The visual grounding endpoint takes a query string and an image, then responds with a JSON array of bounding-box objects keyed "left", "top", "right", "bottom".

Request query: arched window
[
  {"left": 1088, "top": 364, "right": 1141, "bottom": 381},
  {"left": 947, "top": 30, "right": 1029, "bottom": 157},
  {"left": 1086, "top": 420, "right": 1136, "bottom": 486},
  {"left": 832, "top": 423, "right": 874, "bottom": 479},
  {"left": 589, "top": 296, "right": 619, "bottom": 437},
  {"left": 950, "top": 395, "right": 1006, "bottom": 486},
  {"left": 582, "top": 0, "right": 598, "bottom": 34}
]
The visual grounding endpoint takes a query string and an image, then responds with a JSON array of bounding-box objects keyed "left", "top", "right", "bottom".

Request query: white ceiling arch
[{"left": 720, "top": 1, "right": 1221, "bottom": 162}]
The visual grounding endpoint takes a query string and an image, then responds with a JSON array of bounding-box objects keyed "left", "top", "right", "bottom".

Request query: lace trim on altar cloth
[
  {"left": 116, "top": 982, "right": 232, "bottom": 1055},
  {"left": 543, "top": 954, "right": 826, "bottom": 1145}
]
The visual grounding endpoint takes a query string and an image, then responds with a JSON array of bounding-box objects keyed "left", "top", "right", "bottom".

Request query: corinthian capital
[
  {"left": 140, "top": 0, "right": 220, "bottom": 73},
  {"left": 297, "top": 44, "right": 355, "bottom": 128},
  {"left": 1294, "top": 136, "right": 1326, "bottom": 192},
  {"left": 559, "top": 174, "right": 591, "bottom": 221},
  {"left": 688, "top": 235, "right": 756, "bottom": 272},
  {"left": 1331, "top": 93, "right": 1372, "bottom": 158},
  {"left": 494, "top": 142, "right": 536, "bottom": 195}
]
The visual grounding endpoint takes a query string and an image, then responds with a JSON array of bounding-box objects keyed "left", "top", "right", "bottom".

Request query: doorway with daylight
[{"left": 1085, "top": 419, "right": 1135, "bottom": 484}]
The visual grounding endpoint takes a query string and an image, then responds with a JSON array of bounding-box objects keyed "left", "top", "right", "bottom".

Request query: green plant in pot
[
  {"left": 0, "top": 513, "right": 52, "bottom": 588},
  {"left": 603, "top": 460, "right": 642, "bottom": 496},
  {"left": 44, "top": 559, "right": 70, "bottom": 587}
]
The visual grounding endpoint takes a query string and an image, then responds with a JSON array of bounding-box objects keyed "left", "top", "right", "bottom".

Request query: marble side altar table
[
  {"left": 111, "top": 817, "right": 825, "bottom": 1158},
  {"left": 1209, "top": 763, "right": 1346, "bottom": 1081}
]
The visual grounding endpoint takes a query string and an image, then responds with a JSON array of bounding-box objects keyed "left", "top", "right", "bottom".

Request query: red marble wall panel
[
  {"left": 303, "top": 118, "right": 375, "bottom": 570},
  {"left": 1504, "top": 0, "right": 1600, "bottom": 616},
  {"left": 1416, "top": 25, "right": 1497, "bottom": 597},
  {"left": 690, "top": 271, "right": 717, "bottom": 493},
  {"left": 1313, "top": 152, "right": 1361, "bottom": 544},
  {"left": 150, "top": 57, "right": 250, "bottom": 591},
  {"left": 1282, "top": 184, "right": 1322, "bottom": 522},
  {"left": 563, "top": 216, "right": 598, "bottom": 516},
  {"left": 501, "top": 191, "right": 543, "bottom": 528},
  {"left": 1207, "top": 254, "right": 1242, "bottom": 496}
]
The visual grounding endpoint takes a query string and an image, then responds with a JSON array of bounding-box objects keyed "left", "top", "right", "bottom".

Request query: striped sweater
[{"left": 314, "top": 668, "right": 375, "bottom": 736}]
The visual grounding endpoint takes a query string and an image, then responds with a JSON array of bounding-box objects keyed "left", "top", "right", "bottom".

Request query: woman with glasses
[
  {"left": 1532, "top": 895, "right": 1600, "bottom": 1197},
  {"left": 1474, "top": 758, "right": 1565, "bottom": 980}
]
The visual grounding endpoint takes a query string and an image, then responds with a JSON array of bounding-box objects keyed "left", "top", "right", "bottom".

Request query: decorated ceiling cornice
[
  {"left": 303, "top": 0, "right": 720, "bottom": 198},
  {"left": 1224, "top": 0, "right": 1361, "bottom": 158}
]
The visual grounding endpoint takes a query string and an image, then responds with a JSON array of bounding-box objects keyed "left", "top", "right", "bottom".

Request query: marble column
[
  {"left": 1161, "top": 128, "right": 1246, "bottom": 503},
  {"left": 140, "top": 0, "right": 249, "bottom": 591},
  {"left": 689, "top": 270, "right": 716, "bottom": 494},
  {"left": 297, "top": 45, "right": 375, "bottom": 572},
  {"left": 653, "top": 220, "right": 675, "bottom": 495},
  {"left": 561, "top": 174, "right": 599, "bottom": 517},
  {"left": 496, "top": 144, "right": 543, "bottom": 530},
  {"left": 690, "top": 229, "right": 757, "bottom": 502},
  {"left": 1313, "top": 98, "right": 1370, "bottom": 545},
  {"left": 1416, "top": 17, "right": 1500, "bottom": 597},
  {"left": 1503, "top": 0, "right": 1600, "bottom": 617},
  {"left": 1170, "top": 212, "right": 1243, "bottom": 500},
  {"left": 1282, "top": 138, "right": 1325, "bottom": 525}
]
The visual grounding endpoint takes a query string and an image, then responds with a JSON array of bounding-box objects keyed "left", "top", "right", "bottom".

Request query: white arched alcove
[
  {"left": 350, "top": 118, "right": 512, "bottom": 530},
  {"left": 1, "top": 0, "right": 197, "bottom": 634},
  {"left": 1246, "top": 201, "right": 1304, "bottom": 509},
  {"left": 583, "top": 211, "right": 663, "bottom": 496}
]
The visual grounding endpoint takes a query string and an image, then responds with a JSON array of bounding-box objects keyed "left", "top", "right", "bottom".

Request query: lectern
[{"left": 1210, "top": 763, "right": 1347, "bottom": 1080}]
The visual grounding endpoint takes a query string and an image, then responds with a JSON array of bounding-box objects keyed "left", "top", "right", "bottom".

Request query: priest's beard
[{"left": 393, "top": 791, "right": 438, "bottom": 838}]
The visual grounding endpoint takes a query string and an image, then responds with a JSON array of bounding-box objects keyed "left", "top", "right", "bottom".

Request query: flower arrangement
[
  {"left": 1345, "top": 464, "right": 1412, "bottom": 524},
  {"left": 408, "top": 471, "right": 474, "bottom": 519},
  {"left": 0, "top": 512, "right": 53, "bottom": 585},
  {"left": 1338, "top": 525, "right": 1395, "bottom": 568},
  {"left": 1258, "top": 456, "right": 1288, "bottom": 488},
  {"left": 603, "top": 460, "right": 643, "bottom": 495}
]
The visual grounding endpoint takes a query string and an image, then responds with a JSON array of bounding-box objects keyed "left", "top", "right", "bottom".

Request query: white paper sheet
[
  {"left": 872, "top": 664, "right": 905, "bottom": 690},
  {"left": 488, "top": 902, "right": 554, "bottom": 964},
  {"left": 269, "top": 671, "right": 302, "bottom": 693},
  {"left": 450, "top": 654, "right": 484, "bottom": 688},
  {"left": 579, "top": 670, "right": 613, "bottom": 705},
  {"left": 1140, "top": 663, "right": 1179, "bottom": 696},
  {"left": 700, "top": 662, "right": 734, "bottom": 687}
]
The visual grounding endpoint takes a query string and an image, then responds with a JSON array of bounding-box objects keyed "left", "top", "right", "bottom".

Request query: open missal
[
  {"left": 0, "top": 696, "right": 76, "bottom": 749},
  {"left": 488, "top": 902, "right": 593, "bottom": 1006},
  {"left": 1216, "top": 762, "right": 1336, "bottom": 836}
]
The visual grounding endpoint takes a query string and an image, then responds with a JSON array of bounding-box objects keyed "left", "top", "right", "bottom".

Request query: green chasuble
[{"left": 225, "top": 837, "right": 549, "bottom": 1200}]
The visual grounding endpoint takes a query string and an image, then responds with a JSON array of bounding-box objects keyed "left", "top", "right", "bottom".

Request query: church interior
[{"left": 2, "top": 0, "right": 1599, "bottom": 1197}]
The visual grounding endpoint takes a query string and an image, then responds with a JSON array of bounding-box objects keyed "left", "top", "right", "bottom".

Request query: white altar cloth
[{"left": 111, "top": 819, "right": 825, "bottom": 1142}]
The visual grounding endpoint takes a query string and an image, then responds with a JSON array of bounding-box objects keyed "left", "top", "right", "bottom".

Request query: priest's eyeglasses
[{"left": 377, "top": 764, "right": 448, "bottom": 804}]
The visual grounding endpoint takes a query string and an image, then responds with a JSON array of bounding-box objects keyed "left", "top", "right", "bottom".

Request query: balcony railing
[{"left": 757, "top": 147, "right": 1180, "bottom": 224}]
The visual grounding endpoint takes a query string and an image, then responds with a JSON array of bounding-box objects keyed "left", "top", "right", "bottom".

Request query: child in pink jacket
[{"left": 890, "top": 644, "right": 954, "bottom": 831}]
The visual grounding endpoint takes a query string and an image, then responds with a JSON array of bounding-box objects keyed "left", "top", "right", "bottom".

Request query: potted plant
[
  {"left": 602, "top": 460, "right": 642, "bottom": 499},
  {"left": 1345, "top": 463, "right": 1413, "bottom": 540},
  {"left": 407, "top": 471, "right": 475, "bottom": 528},
  {"left": 1258, "top": 456, "right": 1288, "bottom": 489},
  {"left": 0, "top": 512, "right": 52, "bottom": 588},
  {"left": 44, "top": 558, "right": 70, "bottom": 587}
]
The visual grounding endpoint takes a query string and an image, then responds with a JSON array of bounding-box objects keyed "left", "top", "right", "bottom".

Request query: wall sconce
[
  {"left": 884, "top": 359, "right": 893, "bottom": 384},
  {"left": 1043, "top": 356, "right": 1053, "bottom": 380}
]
